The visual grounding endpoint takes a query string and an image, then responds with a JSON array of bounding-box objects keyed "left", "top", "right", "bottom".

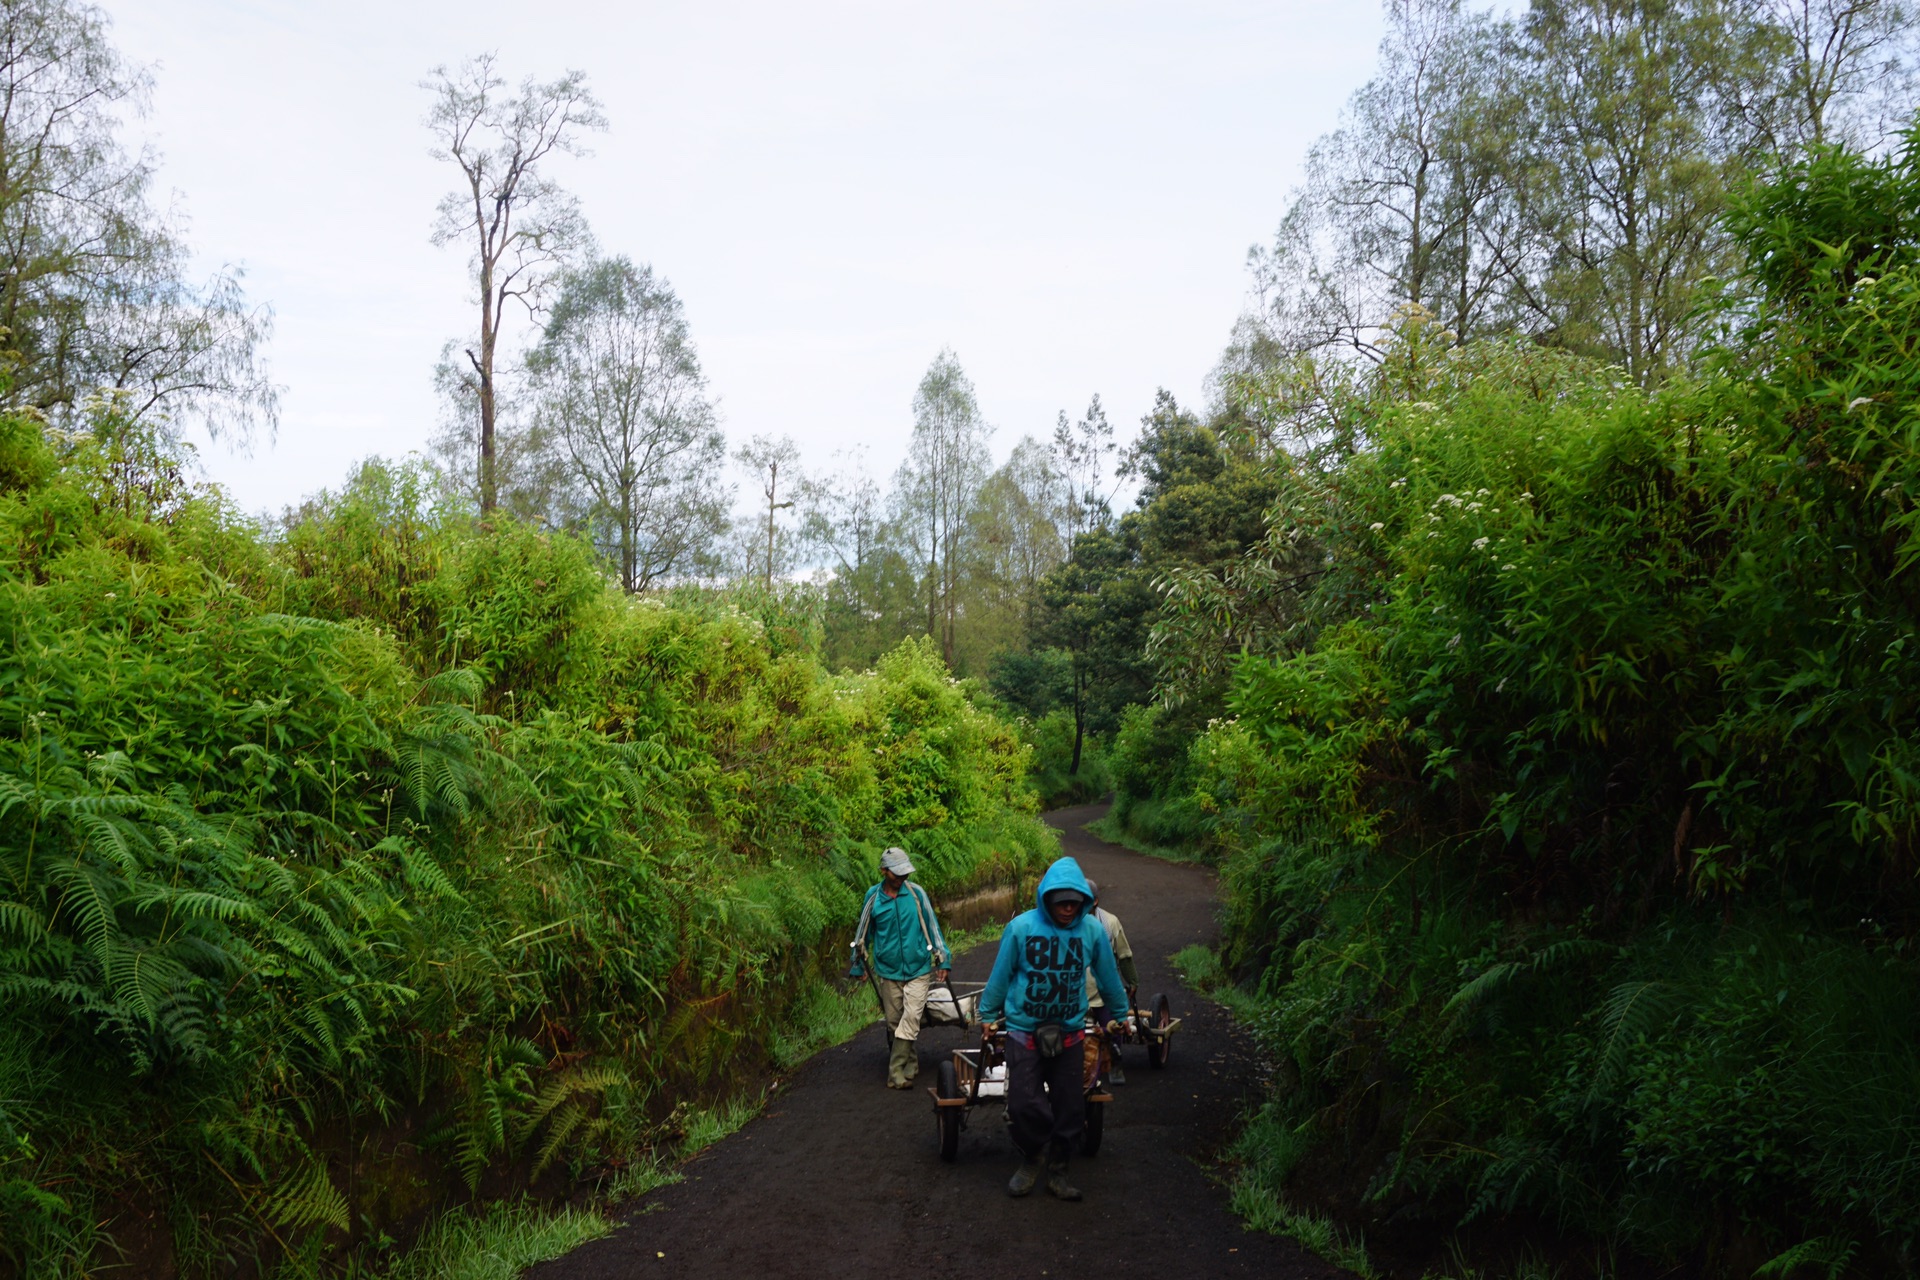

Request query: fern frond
[
  {"left": 69, "top": 811, "right": 138, "bottom": 873},
  {"left": 174, "top": 889, "right": 259, "bottom": 923},
  {"left": 421, "top": 666, "right": 484, "bottom": 705},
  {"left": 532, "top": 1101, "right": 588, "bottom": 1178},
  {"left": 0, "top": 902, "right": 48, "bottom": 940},
  {"left": 0, "top": 772, "right": 36, "bottom": 819},
  {"left": 51, "top": 860, "right": 120, "bottom": 971},
  {"left": 88, "top": 751, "right": 135, "bottom": 788},
  {"left": 261, "top": 1159, "right": 350, "bottom": 1232},
  {"left": 296, "top": 1002, "right": 341, "bottom": 1067},
  {"left": 1589, "top": 979, "right": 1680, "bottom": 1097},
  {"left": 1443, "top": 961, "right": 1525, "bottom": 1015},
  {"left": 1755, "top": 1236, "right": 1857, "bottom": 1279}
]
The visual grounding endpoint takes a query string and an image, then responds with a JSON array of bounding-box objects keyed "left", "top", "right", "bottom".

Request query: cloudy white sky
[{"left": 106, "top": 1, "right": 1385, "bottom": 518}]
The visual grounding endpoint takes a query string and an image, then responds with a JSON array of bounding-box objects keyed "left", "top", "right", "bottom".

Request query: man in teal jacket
[
  {"left": 978, "top": 855, "right": 1130, "bottom": 1201},
  {"left": 849, "top": 846, "right": 951, "bottom": 1088}
]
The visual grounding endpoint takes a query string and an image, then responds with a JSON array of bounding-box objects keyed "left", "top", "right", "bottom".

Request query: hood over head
[{"left": 1035, "top": 856, "right": 1093, "bottom": 922}]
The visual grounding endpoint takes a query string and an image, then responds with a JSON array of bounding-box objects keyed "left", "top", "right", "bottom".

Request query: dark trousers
[{"left": 1004, "top": 1034, "right": 1085, "bottom": 1157}]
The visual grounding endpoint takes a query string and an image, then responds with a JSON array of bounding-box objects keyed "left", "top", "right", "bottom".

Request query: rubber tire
[
  {"left": 1147, "top": 993, "right": 1172, "bottom": 1069},
  {"left": 1081, "top": 1099, "right": 1104, "bottom": 1156},
  {"left": 936, "top": 1060, "right": 962, "bottom": 1162}
]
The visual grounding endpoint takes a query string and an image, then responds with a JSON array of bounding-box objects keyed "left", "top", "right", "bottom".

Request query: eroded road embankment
[{"left": 528, "top": 802, "right": 1344, "bottom": 1280}]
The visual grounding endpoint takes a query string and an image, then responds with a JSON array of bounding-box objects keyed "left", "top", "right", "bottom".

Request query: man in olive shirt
[
  {"left": 849, "top": 847, "right": 951, "bottom": 1088},
  {"left": 1084, "top": 878, "right": 1140, "bottom": 1083}
]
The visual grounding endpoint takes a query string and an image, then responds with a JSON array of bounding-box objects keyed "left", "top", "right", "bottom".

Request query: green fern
[
  {"left": 1589, "top": 979, "right": 1682, "bottom": 1098},
  {"left": 1755, "top": 1236, "right": 1857, "bottom": 1279},
  {"left": 262, "top": 1159, "right": 350, "bottom": 1232},
  {"left": 516, "top": 1064, "right": 625, "bottom": 1178}
]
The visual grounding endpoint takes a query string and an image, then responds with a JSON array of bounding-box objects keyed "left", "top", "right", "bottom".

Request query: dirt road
[{"left": 529, "top": 803, "right": 1343, "bottom": 1280}]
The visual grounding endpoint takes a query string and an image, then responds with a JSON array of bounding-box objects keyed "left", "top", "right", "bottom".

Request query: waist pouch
[
  {"left": 1012, "top": 1026, "right": 1086, "bottom": 1054},
  {"left": 1034, "top": 1022, "right": 1068, "bottom": 1058}
]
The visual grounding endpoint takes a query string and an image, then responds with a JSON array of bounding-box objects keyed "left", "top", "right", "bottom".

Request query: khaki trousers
[{"left": 876, "top": 972, "right": 933, "bottom": 1042}]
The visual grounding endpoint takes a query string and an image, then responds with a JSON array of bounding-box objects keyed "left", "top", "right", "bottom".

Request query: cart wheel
[
  {"left": 1146, "top": 993, "right": 1173, "bottom": 1069},
  {"left": 935, "top": 1060, "right": 962, "bottom": 1162},
  {"left": 1080, "top": 1100, "right": 1104, "bottom": 1156}
]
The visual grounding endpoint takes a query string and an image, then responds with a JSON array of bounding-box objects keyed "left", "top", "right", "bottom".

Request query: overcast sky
[{"left": 105, "top": 1, "right": 1385, "bottom": 518}]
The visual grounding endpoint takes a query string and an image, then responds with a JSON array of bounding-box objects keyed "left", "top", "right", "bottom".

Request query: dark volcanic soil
[{"left": 528, "top": 803, "right": 1345, "bottom": 1280}]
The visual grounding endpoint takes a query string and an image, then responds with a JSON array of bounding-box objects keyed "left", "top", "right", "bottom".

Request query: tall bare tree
[
  {"left": 1051, "top": 394, "right": 1118, "bottom": 545},
  {"left": 735, "top": 433, "right": 802, "bottom": 590},
  {"left": 425, "top": 54, "right": 604, "bottom": 514},
  {"left": 426, "top": 339, "right": 565, "bottom": 523},
  {"left": 526, "top": 256, "right": 728, "bottom": 590},
  {"left": 895, "top": 350, "right": 992, "bottom": 666}
]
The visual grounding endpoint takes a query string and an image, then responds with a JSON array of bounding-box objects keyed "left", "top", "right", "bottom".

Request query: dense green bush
[
  {"left": 1178, "top": 128, "right": 1920, "bottom": 1274},
  {"left": 1016, "top": 709, "right": 1111, "bottom": 809},
  {"left": 0, "top": 437, "right": 1050, "bottom": 1276},
  {"left": 1103, "top": 703, "right": 1214, "bottom": 850}
]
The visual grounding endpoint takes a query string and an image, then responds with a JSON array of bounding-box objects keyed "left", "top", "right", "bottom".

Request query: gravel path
[{"left": 527, "top": 802, "right": 1344, "bottom": 1280}]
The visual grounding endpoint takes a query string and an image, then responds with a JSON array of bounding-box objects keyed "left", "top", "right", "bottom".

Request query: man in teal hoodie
[
  {"left": 849, "top": 846, "right": 951, "bottom": 1088},
  {"left": 978, "top": 855, "right": 1130, "bottom": 1201}
]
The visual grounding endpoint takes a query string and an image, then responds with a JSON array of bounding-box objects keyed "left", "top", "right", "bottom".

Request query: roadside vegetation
[
  {"left": 3, "top": 0, "right": 1918, "bottom": 1275},
  {"left": 1144, "top": 121, "right": 1920, "bottom": 1279},
  {"left": 0, "top": 425, "right": 1051, "bottom": 1275}
]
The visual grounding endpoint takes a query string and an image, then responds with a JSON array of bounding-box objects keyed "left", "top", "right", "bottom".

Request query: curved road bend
[{"left": 528, "top": 801, "right": 1345, "bottom": 1280}]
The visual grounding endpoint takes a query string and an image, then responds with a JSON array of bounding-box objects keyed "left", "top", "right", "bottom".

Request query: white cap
[{"left": 881, "top": 846, "right": 914, "bottom": 876}]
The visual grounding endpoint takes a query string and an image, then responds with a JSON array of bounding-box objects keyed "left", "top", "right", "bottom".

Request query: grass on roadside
[
  {"left": 679, "top": 1095, "right": 763, "bottom": 1155},
  {"left": 771, "top": 976, "right": 882, "bottom": 1070},
  {"left": 1172, "top": 944, "right": 1383, "bottom": 1278},
  {"left": 1084, "top": 814, "right": 1212, "bottom": 865},
  {"left": 372, "top": 1200, "right": 612, "bottom": 1280},
  {"left": 375, "top": 930, "right": 1017, "bottom": 1280},
  {"left": 1418, "top": 1243, "right": 1570, "bottom": 1280},
  {"left": 943, "top": 920, "right": 1008, "bottom": 958},
  {"left": 1229, "top": 1100, "right": 1379, "bottom": 1278},
  {"left": 1170, "top": 944, "right": 1263, "bottom": 1024}
]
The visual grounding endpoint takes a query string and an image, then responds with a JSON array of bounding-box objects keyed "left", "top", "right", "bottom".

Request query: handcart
[
  {"left": 1108, "top": 989, "right": 1183, "bottom": 1069},
  {"left": 928, "top": 1018, "right": 1122, "bottom": 1162}
]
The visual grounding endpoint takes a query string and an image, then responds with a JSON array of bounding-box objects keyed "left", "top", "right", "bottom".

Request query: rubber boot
[
  {"left": 886, "top": 1036, "right": 916, "bottom": 1088},
  {"left": 1109, "top": 1047, "right": 1127, "bottom": 1086},
  {"left": 1045, "top": 1139, "right": 1082, "bottom": 1201},
  {"left": 1007, "top": 1150, "right": 1044, "bottom": 1197}
]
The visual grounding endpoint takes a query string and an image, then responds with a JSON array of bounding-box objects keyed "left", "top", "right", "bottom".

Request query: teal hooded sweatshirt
[{"left": 978, "top": 856, "right": 1129, "bottom": 1033}]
